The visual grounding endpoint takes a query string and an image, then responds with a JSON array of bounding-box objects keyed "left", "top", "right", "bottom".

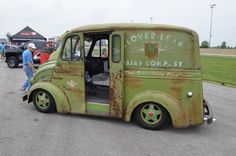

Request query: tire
[
  {"left": 7, "top": 56, "right": 19, "bottom": 68},
  {"left": 135, "top": 103, "right": 169, "bottom": 130},
  {"left": 32, "top": 89, "right": 56, "bottom": 113}
]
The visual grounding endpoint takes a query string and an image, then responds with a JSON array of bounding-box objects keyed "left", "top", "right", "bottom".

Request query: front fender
[
  {"left": 27, "top": 82, "right": 70, "bottom": 113},
  {"left": 125, "top": 90, "right": 189, "bottom": 128}
]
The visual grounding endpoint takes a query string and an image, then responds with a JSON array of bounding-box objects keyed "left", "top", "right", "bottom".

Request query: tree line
[{"left": 200, "top": 41, "right": 236, "bottom": 49}]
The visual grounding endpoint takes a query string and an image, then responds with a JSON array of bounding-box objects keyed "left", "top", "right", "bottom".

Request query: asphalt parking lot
[{"left": 0, "top": 61, "right": 236, "bottom": 156}]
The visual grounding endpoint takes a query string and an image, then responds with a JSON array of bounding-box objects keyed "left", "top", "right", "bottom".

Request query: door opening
[{"left": 84, "top": 32, "right": 110, "bottom": 104}]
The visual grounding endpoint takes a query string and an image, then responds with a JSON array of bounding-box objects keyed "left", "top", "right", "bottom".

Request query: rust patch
[
  {"left": 189, "top": 36, "right": 196, "bottom": 68},
  {"left": 170, "top": 79, "right": 187, "bottom": 123},
  {"left": 189, "top": 94, "right": 203, "bottom": 124},
  {"left": 67, "top": 85, "right": 84, "bottom": 94},
  {"left": 67, "top": 87, "right": 83, "bottom": 94},
  {"left": 125, "top": 78, "right": 142, "bottom": 88},
  {"left": 70, "top": 67, "right": 83, "bottom": 76},
  {"left": 52, "top": 76, "right": 63, "bottom": 80},
  {"left": 171, "top": 86, "right": 182, "bottom": 102},
  {"left": 109, "top": 72, "right": 123, "bottom": 118},
  {"left": 54, "top": 68, "right": 71, "bottom": 74},
  {"left": 171, "top": 79, "right": 184, "bottom": 100}
]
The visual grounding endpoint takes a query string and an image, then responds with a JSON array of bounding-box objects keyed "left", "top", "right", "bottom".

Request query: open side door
[{"left": 109, "top": 31, "right": 124, "bottom": 118}]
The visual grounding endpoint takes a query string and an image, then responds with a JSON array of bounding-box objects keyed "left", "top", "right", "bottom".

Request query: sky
[{"left": 0, "top": 0, "right": 235, "bottom": 47}]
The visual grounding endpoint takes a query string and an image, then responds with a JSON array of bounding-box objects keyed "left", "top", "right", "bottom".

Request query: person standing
[
  {"left": 0, "top": 42, "right": 5, "bottom": 60},
  {"left": 101, "top": 48, "right": 108, "bottom": 58},
  {"left": 20, "top": 43, "right": 37, "bottom": 92}
]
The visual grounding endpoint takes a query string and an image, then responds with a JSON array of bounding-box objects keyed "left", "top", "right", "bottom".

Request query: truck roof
[{"left": 68, "top": 23, "right": 196, "bottom": 35}]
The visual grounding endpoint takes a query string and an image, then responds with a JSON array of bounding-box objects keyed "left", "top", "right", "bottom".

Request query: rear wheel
[
  {"left": 7, "top": 56, "right": 19, "bottom": 68},
  {"left": 32, "top": 89, "right": 56, "bottom": 113},
  {"left": 135, "top": 103, "right": 169, "bottom": 130}
]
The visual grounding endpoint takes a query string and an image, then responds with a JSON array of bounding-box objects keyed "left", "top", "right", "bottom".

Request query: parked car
[
  {"left": 4, "top": 40, "right": 47, "bottom": 68},
  {"left": 4, "top": 44, "right": 18, "bottom": 50},
  {"left": 3, "top": 44, "right": 18, "bottom": 56}
]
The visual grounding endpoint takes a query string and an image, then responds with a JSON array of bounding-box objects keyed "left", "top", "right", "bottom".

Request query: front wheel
[
  {"left": 135, "top": 103, "right": 169, "bottom": 130},
  {"left": 32, "top": 89, "right": 56, "bottom": 113},
  {"left": 7, "top": 56, "right": 19, "bottom": 68}
]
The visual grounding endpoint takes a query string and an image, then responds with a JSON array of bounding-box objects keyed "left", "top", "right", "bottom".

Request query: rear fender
[{"left": 125, "top": 90, "right": 189, "bottom": 128}]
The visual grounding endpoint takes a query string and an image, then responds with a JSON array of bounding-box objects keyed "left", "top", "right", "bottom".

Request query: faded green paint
[
  {"left": 51, "top": 33, "right": 85, "bottom": 114},
  {"left": 86, "top": 102, "right": 109, "bottom": 113},
  {"left": 27, "top": 82, "right": 70, "bottom": 112},
  {"left": 25, "top": 23, "right": 206, "bottom": 128},
  {"left": 48, "top": 46, "right": 61, "bottom": 61},
  {"left": 32, "top": 63, "right": 55, "bottom": 83},
  {"left": 109, "top": 31, "right": 124, "bottom": 118}
]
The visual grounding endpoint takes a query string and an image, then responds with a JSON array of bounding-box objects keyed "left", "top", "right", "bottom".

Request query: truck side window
[
  {"left": 112, "top": 35, "right": 121, "bottom": 63},
  {"left": 61, "top": 35, "right": 80, "bottom": 61},
  {"left": 73, "top": 39, "right": 81, "bottom": 60},
  {"left": 91, "top": 39, "right": 108, "bottom": 58}
]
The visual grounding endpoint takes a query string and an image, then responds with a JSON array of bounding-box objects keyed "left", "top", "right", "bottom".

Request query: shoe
[{"left": 19, "top": 88, "right": 26, "bottom": 92}]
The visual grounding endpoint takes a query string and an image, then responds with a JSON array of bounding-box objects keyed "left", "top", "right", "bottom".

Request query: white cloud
[{"left": 0, "top": 0, "right": 235, "bottom": 46}]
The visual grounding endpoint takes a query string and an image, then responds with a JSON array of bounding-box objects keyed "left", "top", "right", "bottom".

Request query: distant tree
[
  {"left": 200, "top": 41, "right": 209, "bottom": 48},
  {"left": 220, "top": 41, "right": 227, "bottom": 49}
]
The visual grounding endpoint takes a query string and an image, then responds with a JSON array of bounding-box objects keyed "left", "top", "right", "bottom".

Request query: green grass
[{"left": 201, "top": 55, "right": 236, "bottom": 86}]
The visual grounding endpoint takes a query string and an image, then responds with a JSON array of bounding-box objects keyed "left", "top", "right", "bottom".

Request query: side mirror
[{"left": 20, "top": 46, "right": 24, "bottom": 50}]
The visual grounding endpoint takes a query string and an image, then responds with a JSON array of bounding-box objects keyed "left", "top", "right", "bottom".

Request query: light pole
[
  {"left": 150, "top": 17, "right": 153, "bottom": 23},
  {"left": 209, "top": 4, "right": 216, "bottom": 47}
]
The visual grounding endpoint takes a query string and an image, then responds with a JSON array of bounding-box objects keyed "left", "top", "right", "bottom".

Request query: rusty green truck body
[{"left": 23, "top": 23, "right": 213, "bottom": 129}]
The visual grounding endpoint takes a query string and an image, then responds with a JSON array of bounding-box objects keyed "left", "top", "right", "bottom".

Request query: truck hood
[{"left": 32, "top": 62, "right": 56, "bottom": 84}]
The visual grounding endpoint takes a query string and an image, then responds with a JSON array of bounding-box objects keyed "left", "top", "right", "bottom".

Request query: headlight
[{"left": 187, "top": 92, "right": 193, "bottom": 97}]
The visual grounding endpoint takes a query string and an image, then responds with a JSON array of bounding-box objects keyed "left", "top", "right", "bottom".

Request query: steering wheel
[{"left": 85, "top": 59, "right": 101, "bottom": 69}]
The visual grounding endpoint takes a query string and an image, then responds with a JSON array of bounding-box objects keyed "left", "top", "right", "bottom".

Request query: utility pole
[
  {"left": 209, "top": 4, "right": 216, "bottom": 47},
  {"left": 150, "top": 17, "right": 153, "bottom": 23}
]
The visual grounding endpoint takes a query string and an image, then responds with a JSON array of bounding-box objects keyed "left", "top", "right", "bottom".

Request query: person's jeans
[{"left": 23, "top": 67, "right": 34, "bottom": 91}]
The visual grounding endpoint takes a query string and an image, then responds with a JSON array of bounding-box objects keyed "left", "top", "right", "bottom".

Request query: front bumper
[
  {"left": 203, "top": 98, "right": 216, "bottom": 124},
  {"left": 22, "top": 93, "right": 28, "bottom": 101}
]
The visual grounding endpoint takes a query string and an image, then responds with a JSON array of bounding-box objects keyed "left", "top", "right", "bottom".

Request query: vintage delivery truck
[{"left": 23, "top": 23, "right": 214, "bottom": 130}]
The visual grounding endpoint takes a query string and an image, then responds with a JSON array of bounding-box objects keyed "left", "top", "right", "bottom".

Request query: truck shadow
[{"left": 28, "top": 104, "right": 213, "bottom": 133}]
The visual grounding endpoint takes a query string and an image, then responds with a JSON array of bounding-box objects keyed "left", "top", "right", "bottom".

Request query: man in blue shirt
[
  {"left": 0, "top": 42, "right": 5, "bottom": 60},
  {"left": 20, "top": 43, "right": 37, "bottom": 92}
]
